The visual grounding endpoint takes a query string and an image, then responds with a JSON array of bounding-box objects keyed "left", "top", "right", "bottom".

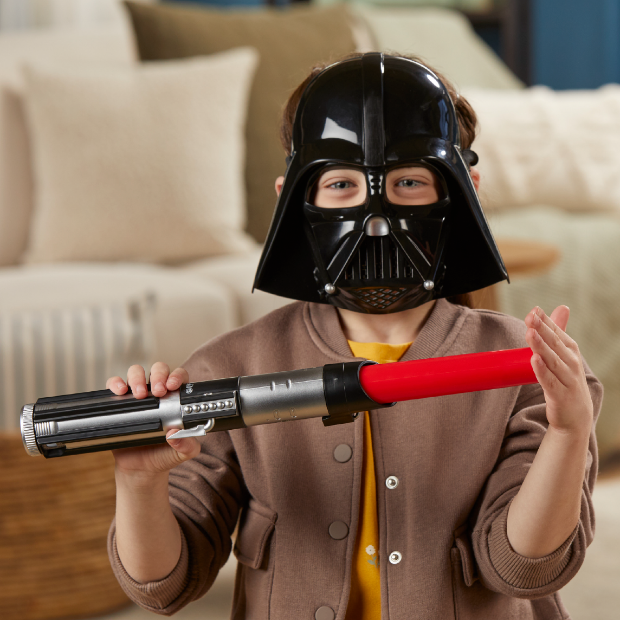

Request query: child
[{"left": 107, "top": 53, "right": 602, "bottom": 620}]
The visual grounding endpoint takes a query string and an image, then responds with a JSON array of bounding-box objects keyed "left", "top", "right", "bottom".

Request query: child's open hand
[{"left": 524, "top": 306, "right": 594, "bottom": 436}]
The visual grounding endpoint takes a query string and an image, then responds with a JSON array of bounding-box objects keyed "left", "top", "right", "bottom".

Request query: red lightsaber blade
[{"left": 359, "top": 347, "right": 537, "bottom": 404}]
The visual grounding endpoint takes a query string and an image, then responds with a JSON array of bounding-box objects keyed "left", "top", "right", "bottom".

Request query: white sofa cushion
[
  {"left": 186, "top": 248, "right": 292, "bottom": 326},
  {"left": 0, "top": 26, "right": 135, "bottom": 267},
  {"left": 0, "top": 263, "right": 237, "bottom": 373},
  {"left": 21, "top": 48, "right": 259, "bottom": 265}
]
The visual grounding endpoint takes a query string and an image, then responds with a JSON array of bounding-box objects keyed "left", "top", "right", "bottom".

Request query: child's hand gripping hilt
[{"left": 20, "top": 361, "right": 384, "bottom": 458}]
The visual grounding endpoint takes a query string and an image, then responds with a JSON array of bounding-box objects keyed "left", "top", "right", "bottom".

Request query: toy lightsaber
[{"left": 20, "top": 348, "right": 537, "bottom": 459}]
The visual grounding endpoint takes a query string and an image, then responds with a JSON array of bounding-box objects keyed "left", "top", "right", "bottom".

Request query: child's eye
[
  {"left": 397, "top": 179, "right": 423, "bottom": 188},
  {"left": 328, "top": 181, "right": 355, "bottom": 190}
]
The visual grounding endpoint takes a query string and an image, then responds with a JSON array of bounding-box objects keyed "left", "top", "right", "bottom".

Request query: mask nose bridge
[{"left": 363, "top": 167, "right": 391, "bottom": 229}]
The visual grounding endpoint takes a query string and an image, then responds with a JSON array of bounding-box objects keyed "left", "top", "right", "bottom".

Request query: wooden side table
[{"left": 469, "top": 239, "right": 561, "bottom": 311}]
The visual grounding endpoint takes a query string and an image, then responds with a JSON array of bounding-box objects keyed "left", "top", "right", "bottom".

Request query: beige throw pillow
[
  {"left": 0, "top": 26, "right": 135, "bottom": 267},
  {"left": 124, "top": 1, "right": 358, "bottom": 243},
  {"left": 464, "top": 85, "right": 620, "bottom": 214},
  {"left": 22, "top": 48, "right": 259, "bottom": 264}
]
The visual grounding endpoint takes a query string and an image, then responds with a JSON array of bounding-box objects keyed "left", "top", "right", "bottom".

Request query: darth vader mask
[{"left": 253, "top": 53, "right": 508, "bottom": 314}]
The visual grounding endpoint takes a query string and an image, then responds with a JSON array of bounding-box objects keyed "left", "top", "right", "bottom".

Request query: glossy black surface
[{"left": 254, "top": 53, "right": 507, "bottom": 312}]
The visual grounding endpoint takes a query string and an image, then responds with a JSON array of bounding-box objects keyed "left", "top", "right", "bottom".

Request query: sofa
[{"left": 1, "top": 3, "right": 619, "bottom": 620}]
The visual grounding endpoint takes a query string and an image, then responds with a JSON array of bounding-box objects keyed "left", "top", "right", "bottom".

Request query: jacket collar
[{"left": 304, "top": 298, "right": 468, "bottom": 363}]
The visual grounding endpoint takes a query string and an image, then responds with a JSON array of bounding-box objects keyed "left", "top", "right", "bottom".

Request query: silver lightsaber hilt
[{"left": 21, "top": 361, "right": 390, "bottom": 458}]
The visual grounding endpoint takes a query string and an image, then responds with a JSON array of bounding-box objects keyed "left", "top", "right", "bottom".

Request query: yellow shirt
[{"left": 344, "top": 340, "right": 412, "bottom": 620}]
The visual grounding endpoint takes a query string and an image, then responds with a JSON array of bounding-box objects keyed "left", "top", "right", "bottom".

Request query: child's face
[{"left": 311, "top": 166, "right": 442, "bottom": 209}]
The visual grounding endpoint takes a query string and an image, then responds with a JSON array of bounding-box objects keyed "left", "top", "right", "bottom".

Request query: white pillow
[
  {"left": 22, "top": 48, "right": 259, "bottom": 264},
  {"left": 0, "top": 26, "right": 135, "bottom": 268},
  {"left": 465, "top": 85, "right": 620, "bottom": 213},
  {"left": 0, "top": 295, "right": 155, "bottom": 430}
]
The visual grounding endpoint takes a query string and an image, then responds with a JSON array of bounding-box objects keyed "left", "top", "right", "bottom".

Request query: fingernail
[
  {"left": 116, "top": 381, "right": 125, "bottom": 390},
  {"left": 536, "top": 306, "right": 543, "bottom": 317},
  {"left": 155, "top": 382, "right": 165, "bottom": 393},
  {"left": 533, "top": 313, "right": 541, "bottom": 326}
]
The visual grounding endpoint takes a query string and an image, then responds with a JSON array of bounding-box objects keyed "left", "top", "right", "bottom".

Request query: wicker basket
[{"left": 0, "top": 432, "right": 130, "bottom": 620}]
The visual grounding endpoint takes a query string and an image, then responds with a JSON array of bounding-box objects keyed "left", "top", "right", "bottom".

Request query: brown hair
[{"left": 279, "top": 52, "right": 479, "bottom": 309}]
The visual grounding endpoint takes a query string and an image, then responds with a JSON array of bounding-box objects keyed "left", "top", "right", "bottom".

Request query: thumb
[
  {"left": 549, "top": 305, "right": 570, "bottom": 332},
  {"left": 165, "top": 431, "right": 201, "bottom": 466}
]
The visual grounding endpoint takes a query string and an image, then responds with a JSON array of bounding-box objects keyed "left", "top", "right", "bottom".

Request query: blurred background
[{"left": 0, "top": 1, "right": 619, "bottom": 619}]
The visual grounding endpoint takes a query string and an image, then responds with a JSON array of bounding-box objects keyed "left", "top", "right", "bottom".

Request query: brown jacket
[{"left": 108, "top": 299, "right": 603, "bottom": 619}]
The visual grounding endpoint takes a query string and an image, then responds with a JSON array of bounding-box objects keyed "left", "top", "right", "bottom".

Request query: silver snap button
[
  {"left": 328, "top": 521, "right": 349, "bottom": 540},
  {"left": 315, "top": 606, "right": 335, "bottom": 620},
  {"left": 385, "top": 475, "right": 399, "bottom": 489},
  {"left": 389, "top": 551, "right": 402, "bottom": 564},
  {"left": 333, "top": 444, "right": 352, "bottom": 463}
]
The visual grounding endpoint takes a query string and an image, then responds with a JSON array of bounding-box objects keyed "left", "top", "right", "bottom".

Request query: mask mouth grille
[
  {"left": 349, "top": 287, "right": 408, "bottom": 310},
  {"left": 342, "top": 236, "right": 420, "bottom": 282}
]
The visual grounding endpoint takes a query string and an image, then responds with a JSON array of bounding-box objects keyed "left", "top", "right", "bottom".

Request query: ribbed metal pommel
[{"left": 20, "top": 404, "right": 42, "bottom": 457}]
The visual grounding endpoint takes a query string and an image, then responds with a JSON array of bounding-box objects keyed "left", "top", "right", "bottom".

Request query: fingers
[
  {"left": 106, "top": 376, "right": 128, "bottom": 395},
  {"left": 127, "top": 364, "right": 148, "bottom": 398},
  {"left": 549, "top": 305, "right": 570, "bottom": 332},
  {"left": 525, "top": 306, "right": 572, "bottom": 346},
  {"left": 107, "top": 363, "right": 187, "bottom": 400},
  {"left": 529, "top": 351, "right": 563, "bottom": 392},
  {"left": 166, "top": 367, "right": 189, "bottom": 392},
  {"left": 149, "top": 362, "right": 171, "bottom": 397},
  {"left": 525, "top": 306, "right": 583, "bottom": 388}
]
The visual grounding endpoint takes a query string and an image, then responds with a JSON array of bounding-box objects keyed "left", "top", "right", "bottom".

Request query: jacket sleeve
[
  {"left": 107, "top": 358, "right": 247, "bottom": 615},
  {"left": 470, "top": 357, "right": 603, "bottom": 599}
]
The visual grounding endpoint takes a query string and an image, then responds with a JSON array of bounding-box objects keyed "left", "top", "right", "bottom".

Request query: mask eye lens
[
  {"left": 310, "top": 168, "right": 367, "bottom": 209},
  {"left": 385, "top": 166, "right": 444, "bottom": 205}
]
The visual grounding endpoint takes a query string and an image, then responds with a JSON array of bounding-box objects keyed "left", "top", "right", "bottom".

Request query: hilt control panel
[{"left": 21, "top": 360, "right": 386, "bottom": 458}]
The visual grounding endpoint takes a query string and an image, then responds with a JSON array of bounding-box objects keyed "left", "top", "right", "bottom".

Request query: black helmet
[{"left": 253, "top": 53, "right": 507, "bottom": 313}]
